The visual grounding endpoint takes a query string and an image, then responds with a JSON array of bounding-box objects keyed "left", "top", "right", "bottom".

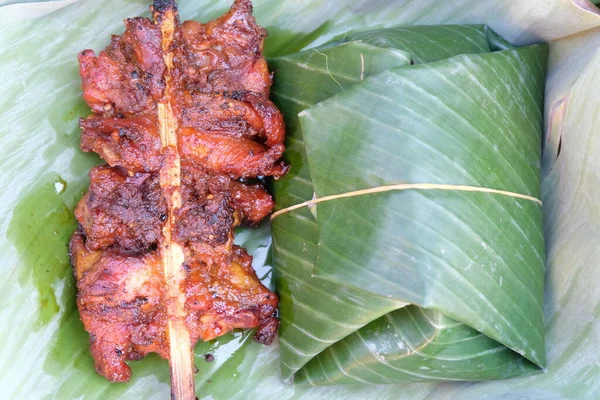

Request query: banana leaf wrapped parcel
[{"left": 270, "top": 25, "right": 547, "bottom": 385}]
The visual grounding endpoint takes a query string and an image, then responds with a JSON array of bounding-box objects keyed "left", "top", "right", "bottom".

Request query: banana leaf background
[{"left": 1, "top": 0, "right": 599, "bottom": 399}]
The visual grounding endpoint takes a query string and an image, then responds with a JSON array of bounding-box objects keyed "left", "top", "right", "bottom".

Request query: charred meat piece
[
  {"left": 75, "top": 165, "right": 166, "bottom": 253},
  {"left": 178, "top": 91, "right": 285, "bottom": 147},
  {"left": 70, "top": 230, "right": 279, "bottom": 382},
  {"left": 80, "top": 114, "right": 162, "bottom": 173},
  {"left": 79, "top": 17, "right": 165, "bottom": 116},
  {"left": 71, "top": 0, "right": 284, "bottom": 382},
  {"left": 79, "top": 0, "right": 285, "bottom": 179},
  {"left": 174, "top": 192, "right": 235, "bottom": 246},
  {"left": 228, "top": 178, "right": 274, "bottom": 225},
  {"left": 70, "top": 231, "right": 169, "bottom": 382},
  {"left": 179, "top": 128, "right": 287, "bottom": 179},
  {"left": 183, "top": 245, "right": 279, "bottom": 345},
  {"left": 179, "top": 166, "right": 275, "bottom": 224},
  {"left": 173, "top": 0, "right": 271, "bottom": 95}
]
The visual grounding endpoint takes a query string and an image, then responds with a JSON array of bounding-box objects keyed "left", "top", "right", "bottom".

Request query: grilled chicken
[{"left": 70, "top": 0, "right": 284, "bottom": 382}]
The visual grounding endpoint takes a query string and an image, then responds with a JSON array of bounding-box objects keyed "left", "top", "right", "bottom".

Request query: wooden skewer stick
[{"left": 154, "top": 1, "right": 196, "bottom": 399}]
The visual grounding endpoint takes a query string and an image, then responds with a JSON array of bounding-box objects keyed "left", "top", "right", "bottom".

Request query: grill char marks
[
  {"left": 70, "top": 0, "right": 285, "bottom": 383},
  {"left": 75, "top": 166, "right": 166, "bottom": 252},
  {"left": 174, "top": 192, "right": 234, "bottom": 246}
]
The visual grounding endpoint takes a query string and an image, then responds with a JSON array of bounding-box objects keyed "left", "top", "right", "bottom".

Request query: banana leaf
[
  {"left": 0, "top": 0, "right": 75, "bottom": 22},
  {"left": 271, "top": 26, "right": 547, "bottom": 384},
  {"left": 1, "top": 0, "right": 600, "bottom": 399}
]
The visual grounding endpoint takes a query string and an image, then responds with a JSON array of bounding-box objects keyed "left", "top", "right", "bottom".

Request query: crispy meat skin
[
  {"left": 178, "top": 91, "right": 285, "bottom": 146},
  {"left": 79, "top": 17, "right": 164, "bottom": 116},
  {"left": 179, "top": 127, "right": 287, "bottom": 179},
  {"left": 183, "top": 245, "right": 278, "bottom": 344},
  {"left": 174, "top": 0, "right": 270, "bottom": 95},
  {"left": 70, "top": 232, "right": 168, "bottom": 381},
  {"left": 71, "top": 0, "right": 284, "bottom": 382},
  {"left": 80, "top": 115, "right": 162, "bottom": 172}
]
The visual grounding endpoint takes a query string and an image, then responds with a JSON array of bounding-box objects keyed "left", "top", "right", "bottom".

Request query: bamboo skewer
[{"left": 153, "top": 1, "right": 196, "bottom": 399}]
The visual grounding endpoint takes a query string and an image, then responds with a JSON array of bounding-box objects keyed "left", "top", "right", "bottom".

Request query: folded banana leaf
[
  {"left": 271, "top": 26, "right": 547, "bottom": 384},
  {"left": 2, "top": 0, "right": 600, "bottom": 399}
]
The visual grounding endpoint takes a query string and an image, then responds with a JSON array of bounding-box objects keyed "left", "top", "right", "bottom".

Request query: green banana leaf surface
[
  {"left": 271, "top": 27, "right": 547, "bottom": 384},
  {"left": 1, "top": 0, "right": 600, "bottom": 399}
]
